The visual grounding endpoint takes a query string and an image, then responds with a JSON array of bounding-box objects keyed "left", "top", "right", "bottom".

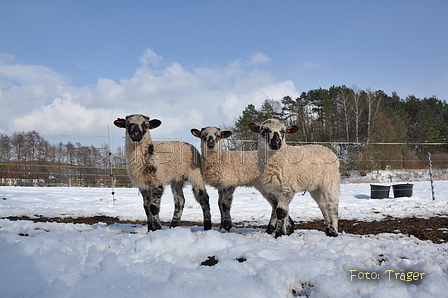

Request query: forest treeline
[
  {"left": 1, "top": 85, "right": 447, "bottom": 186},
  {"left": 0, "top": 131, "right": 128, "bottom": 186},
  {"left": 227, "top": 85, "right": 448, "bottom": 171}
]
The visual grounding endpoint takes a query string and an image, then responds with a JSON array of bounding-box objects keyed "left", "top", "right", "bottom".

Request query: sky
[{"left": 1, "top": 0, "right": 447, "bottom": 148}]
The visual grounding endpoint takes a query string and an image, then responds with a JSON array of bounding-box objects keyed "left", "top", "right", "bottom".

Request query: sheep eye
[{"left": 261, "top": 128, "right": 271, "bottom": 138}]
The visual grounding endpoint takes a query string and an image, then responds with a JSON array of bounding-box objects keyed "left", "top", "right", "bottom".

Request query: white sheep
[
  {"left": 114, "top": 114, "right": 211, "bottom": 231},
  {"left": 191, "top": 126, "right": 275, "bottom": 232},
  {"left": 249, "top": 119, "right": 340, "bottom": 237}
]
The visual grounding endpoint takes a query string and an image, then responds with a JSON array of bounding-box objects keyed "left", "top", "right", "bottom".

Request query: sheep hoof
[
  {"left": 266, "top": 225, "right": 276, "bottom": 234},
  {"left": 220, "top": 220, "right": 232, "bottom": 232},
  {"left": 326, "top": 227, "right": 338, "bottom": 237},
  {"left": 287, "top": 217, "right": 295, "bottom": 235},
  {"left": 170, "top": 221, "right": 180, "bottom": 229},
  {"left": 274, "top": 230, "right": 285, "bottom": 238},
  {"left": 204, "top": 221, "right": 212, "bottom": 231},
  {"left": 219, "top": 222, "right": 232, "bottom": 232},
  {"left": 148, "top": 222, "right": 162, "bottom": 232}
]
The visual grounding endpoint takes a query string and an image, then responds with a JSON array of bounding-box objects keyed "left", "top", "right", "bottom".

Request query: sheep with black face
[
  {"left": 114, "top": 114, "right": 211, "bottom": 231},
  {"left": 191, "top": 126, "right": 275, "bottom": 232},
  {"left": 249, "top": 119, "right": 340, "bottom": 238}
]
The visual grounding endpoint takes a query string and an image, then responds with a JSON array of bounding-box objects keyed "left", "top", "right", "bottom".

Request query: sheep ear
[
  {"left": 191, "top": 129, "right": 201, "bottom": 138},
  {"left": 248, "top": 123, "right": 260, "bottom": 133},
  {"left": 220, "top": 131, "right": 232, "bottom": 139},
  {"left": 286, "top": 126, "right": 299, "bottom": 134},
  {"left": 148, "top": 119, "right": 162, "bottom": 129},
  {"left": 114, "top": 118, "right": 126, "bottom": 128}
]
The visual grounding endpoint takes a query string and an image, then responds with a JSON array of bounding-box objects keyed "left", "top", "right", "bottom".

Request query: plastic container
[
  {"left": 370, "top": 184, "right": 391, "bottom": 199},
  {"left": 392, "top": 183, "right": 413, "bottom": 198}
]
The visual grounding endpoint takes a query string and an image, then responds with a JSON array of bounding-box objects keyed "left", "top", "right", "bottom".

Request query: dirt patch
[
  {"left": 3, "top": 215, "right": 448, "bottom": 243},
  {"left": 200, "top": 256, "right": 219, "bottom": 267}
]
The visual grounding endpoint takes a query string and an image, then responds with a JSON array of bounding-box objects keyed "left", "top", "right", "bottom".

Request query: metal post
[
  {"left": 108, "top": 126, "right": 116, "bottom": 204},
  {"left": 428, "top": 152, "right": 435, "bottom": 201}
]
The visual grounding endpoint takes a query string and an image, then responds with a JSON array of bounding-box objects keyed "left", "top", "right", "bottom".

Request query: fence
[{"left": 1, "top": 141, "right": 448, "bottom": 187}]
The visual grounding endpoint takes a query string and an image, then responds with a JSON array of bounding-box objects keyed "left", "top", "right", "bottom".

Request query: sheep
[
  {"left": 191, "top": 126, "right": 275, "bottom": 232},
  {"left": 114, "top": 114, "right": 211, "bottom": 232},
  {"left": 249, "top": 119, "right": 340, "bottom": 238}
]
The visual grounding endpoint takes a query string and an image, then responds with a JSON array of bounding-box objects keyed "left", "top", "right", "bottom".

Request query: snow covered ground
[{"left": 1, "top": 180, "right": 448, "bottom": 297}]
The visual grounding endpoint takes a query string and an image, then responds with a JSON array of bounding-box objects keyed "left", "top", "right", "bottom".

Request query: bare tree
[
  {"left": 365, "top": 90, "right": 383, "bottom": 144},
  {"left": 348, "top": 87, "right": 363, "bottom": 143},
  {"left": 0, "top": 133, "right": 11, "bottom": 162},
  {"left": 338, "top": 88, "right": 351, "bottom": 142}
]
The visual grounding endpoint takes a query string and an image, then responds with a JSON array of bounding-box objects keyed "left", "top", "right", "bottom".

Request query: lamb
[
  {"left": 249, "top": 119, "right": 340, "bottom": 238},
  {"left": 192, "top": 126, "right": 280, "bottom": 232},
  {"left": 114, "top": 114, "right": 211, "bottom": 232}
]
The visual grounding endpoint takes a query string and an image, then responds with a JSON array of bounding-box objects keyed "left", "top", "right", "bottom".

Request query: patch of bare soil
[{"left": 3, "top": 215, "right": 448, "bottom": 243}]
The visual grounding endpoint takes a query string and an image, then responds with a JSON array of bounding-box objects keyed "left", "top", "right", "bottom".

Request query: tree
[
  {"left": 364, "top": 90, "right": 383, "bottom": 144},
  {"left": 307, "top": 88, "right": 333, "bottom": 141},
  {"left": 281, "top": 93, "right": 312, "bottom": 142},
  {"left": 0, "top": 133, "right": 11, "bottom": 162},
  {"left": 335, "top": 86, "right": 352, "bottom": 142},
  {"left": 260, "top": 99, "right": 282, "bottom": 119},
  {"left": 11, "top": 132, "right": 25, "bottom": 162},
  {"left": 348, "top": 88, "right": 363, "bottom": 143}
]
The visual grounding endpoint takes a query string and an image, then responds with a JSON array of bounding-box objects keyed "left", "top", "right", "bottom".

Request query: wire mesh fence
[{"left": 1, "top": 142, "right": 447, "bottom": 187}]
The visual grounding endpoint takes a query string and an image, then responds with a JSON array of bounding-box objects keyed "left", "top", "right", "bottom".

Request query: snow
[{"left": 1, "top": 180, "right": 448, "bottom": 297}]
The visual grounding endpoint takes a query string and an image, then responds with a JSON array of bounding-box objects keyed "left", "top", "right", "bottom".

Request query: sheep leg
[
  {"left": 170, "top": 180, "right": 185, "bottom": 228},
  {"left": 266, "top": 195, "right": 277, "bottom": 234},
  {"left": 323, "top": 193, "right": 339, "bottom": 237},
  {"left": 310, "top": 188, "right": 339, "bottom": 237},
  {"left": 325, "top": 204, "right": 339, "bottom": 237},
  {"left": 192, "top": 186, "right": 212, "bottom": 230},
  {"left": 257, "top": 187, "right": 278, "bottom": 234},
  {"left": 141, "top": 186, "right": 164, "bottom": 232},
  {"left": 141, "top": 188, "right": 156, "bottom": 232},
  {"left": 274, "top": 190, "right": 294, "bottom": 238},
  {"left": 218, "top": 186, "right": 236, "bottom": 231}
]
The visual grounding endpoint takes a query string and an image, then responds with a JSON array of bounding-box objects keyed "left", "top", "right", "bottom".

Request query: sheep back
[
  {"left": 259, "top": 144, "right": 340, "bottom": 195},
  {"left": 126, "top": 141, "right": 203, "bottom": 189},
  {"left": 202, "top": 149, "right": 259, "bottom": 189}
]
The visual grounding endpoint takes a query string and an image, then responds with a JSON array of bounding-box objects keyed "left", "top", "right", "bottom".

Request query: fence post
[
  {"left": 428, "top": 152, "right": 435, "bottom": 200},
  {"left": 108, "top": 126, "right": 116, "bottom": 204}
]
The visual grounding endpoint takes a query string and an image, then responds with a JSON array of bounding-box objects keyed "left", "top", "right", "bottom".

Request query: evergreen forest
[{"left": 227, "top": 85, "right": 448, "bottom": 172}]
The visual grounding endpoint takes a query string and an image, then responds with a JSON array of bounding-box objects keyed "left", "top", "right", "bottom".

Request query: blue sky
[{"left": 1, "top": 0, "right": 447, "bottom": 147}]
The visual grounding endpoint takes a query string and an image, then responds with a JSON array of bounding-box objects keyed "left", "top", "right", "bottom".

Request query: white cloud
[
  {"left": 303, "top": 61, "right": 323, "bottom": 69},
  {"left": 0, "top": 53, "right": 15, "bottom": 64},
  {"left": 1, "top": 49, "right": 298, "bottom": 145},
  {"left": 229, "top": 59, "right": 243, "bottom": 68},
  {"left": 138, "top": 48, "right": 164, "bottom": 65},
  {"left": 249, "top": 51, "right": 272, "bottom": 64},
  {"left": 0, "top": 63, "right": 65, "bottom": 85},
  {"left": 0, "top": 59, "right": 68, "bottom": 123},
  {"left": 260, "top": 80, "right": 297, "bottom": 101},
  {"left": 12, "top": 97, "right": 95, "bottom": 133}
]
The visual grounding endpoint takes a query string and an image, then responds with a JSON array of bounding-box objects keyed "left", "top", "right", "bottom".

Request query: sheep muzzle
[
  {"left": 206, "top": 137, "right": 216, "bottom": 149},
  {"left": 268, "top": 132, "right": 282, "bottom": 150},
  {"left": 128, "top": 126, "right": 145, "bottom": 142}
]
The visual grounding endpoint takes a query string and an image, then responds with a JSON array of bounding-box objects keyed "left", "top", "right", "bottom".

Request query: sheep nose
[
  {"left": 206, "top": 137, "right": 216, "bottom": 148},
  {"left": 272, "top": 132, "right": 281, "bottom": 143}
]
